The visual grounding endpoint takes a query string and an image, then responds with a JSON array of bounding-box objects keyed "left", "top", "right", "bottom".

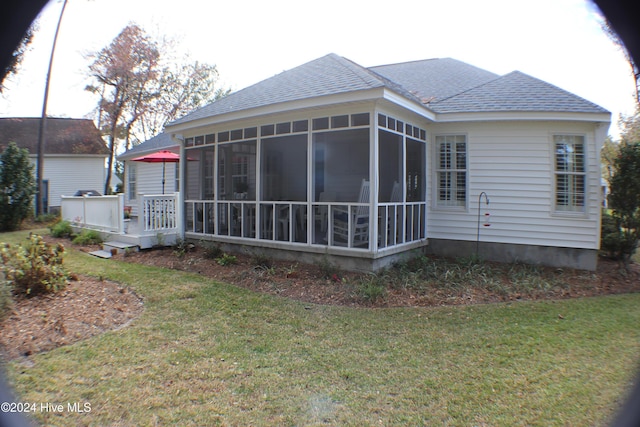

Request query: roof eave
[
  {"left": 434, "top": 110, "right": 611, "bottom": 124},
  {"left": 165, "top": 87, "right": 387, "bottom": 133},
  {"left": 382, "top": 88, "right": 437, "bottom": 122},
  {"left": 118, "top": 146, "right": 179, "bottom": 161}
]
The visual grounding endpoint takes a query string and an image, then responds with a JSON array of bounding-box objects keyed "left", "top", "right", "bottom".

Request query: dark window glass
[
  {"left": 261, "top": 124, "right": 275, "bottom": 136},
  {"left": 276, "top": 122, "right": 291, "bottom": 134},
  {"left": 244, "top": 127, "right": 257, "bottom": 138},
  {"left": 331, "top": 115, "right": 349, "bottom": 128},
  {"left": 351, "top": 113, "right": 370, "bottom": 126},
  {"left": 312, "top": 117, "right": 329, "bottom": 130},
  {"left": 218, "top": 131, "right": 230, "bottom": 142},
  {"left": 293, "top": 120, "right": 309, "bottom": 132}
]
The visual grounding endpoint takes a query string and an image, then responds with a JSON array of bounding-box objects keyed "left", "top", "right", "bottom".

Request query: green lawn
[{"left": 2, "top": 230, "right": 640, "bottom": 426}]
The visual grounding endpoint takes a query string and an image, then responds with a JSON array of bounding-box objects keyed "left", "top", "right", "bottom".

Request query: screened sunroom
[{"left": 181, "top": 108, "right": 428, "bottom": 266}]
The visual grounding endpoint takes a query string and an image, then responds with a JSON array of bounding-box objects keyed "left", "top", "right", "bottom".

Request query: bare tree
[
  {"left": 85, "top": 24, "right": 161, "bottom": 194},
  {"left": 134, "top": 60, "right": 230, "bottom": 142}
]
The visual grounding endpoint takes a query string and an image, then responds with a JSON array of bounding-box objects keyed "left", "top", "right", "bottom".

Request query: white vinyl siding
[
  {"left": 427, "top": 121, "right": 601, "bottom": 250},
  {"left": 554, "top": 135, "right": 585, "bottom": 213},
  {"left": 29, "top": 155, "right": 106, "bottom": 208},
  {"left": 125, "top": 160, "right": 178, "bottom": 216},
  {"left": 435, "top": 135, "right": 467, "bottom": 208}
]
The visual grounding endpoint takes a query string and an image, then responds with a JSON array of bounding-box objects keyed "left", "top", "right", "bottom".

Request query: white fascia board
[
  {"left": 381, "top": 89, "right": 437, "bottom": 122},
  {"left": 166, "top": 88, "right": 386, "bottom": 133},
  {"left": 117, "top": 146, "right": 179, "bottom": 161},
  {"left": 28, "top": 154, "right": 109, "bottom": 159},
  {"left": 434, "top": 111, "right": 612, "bottom": 124}
]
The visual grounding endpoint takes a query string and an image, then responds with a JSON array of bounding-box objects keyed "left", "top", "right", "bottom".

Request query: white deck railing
[
  {"left": 184, "top": 200, "right": 427, "bottom": 251},
  {"left": 139, "top": 193, "right": 178, "bottom": 232},
  {"left": 61, "top": 193, "right": 179, "bottom": 236}
]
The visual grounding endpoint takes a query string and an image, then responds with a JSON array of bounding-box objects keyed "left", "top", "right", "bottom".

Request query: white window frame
[
  {"left": 553, "top": 134, "right": 586, "bottom": 214},
  {"left": 434, "top": 134, "right": 467, "bottom": 209},
  {"left": 128, "top": 163, "right": 137, "bottom": 201}
]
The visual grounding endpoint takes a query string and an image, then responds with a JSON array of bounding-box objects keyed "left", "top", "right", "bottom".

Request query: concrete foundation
[
  {"left": 185, "top": 233, "right": 427, "bottom": 272},
  {"left": 424, "top": 238, "right": 598, "bottom": 271}
]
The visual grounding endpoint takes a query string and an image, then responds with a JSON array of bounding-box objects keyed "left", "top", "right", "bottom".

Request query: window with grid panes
[
  {"left": 435, "top": 135, "right": 467, "bottom": 207},
  {"left": 554, "top": 135, "right": 586, "bottom": 212}
]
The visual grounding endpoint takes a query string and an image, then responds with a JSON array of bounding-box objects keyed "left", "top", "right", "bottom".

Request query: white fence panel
[{"left": 61, "top": 194, "right": 124, "bottom": 233}]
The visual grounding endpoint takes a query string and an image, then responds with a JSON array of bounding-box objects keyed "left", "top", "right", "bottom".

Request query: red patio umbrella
[{"left": 131, "top": 150, "right": 181, "bottom": 194}]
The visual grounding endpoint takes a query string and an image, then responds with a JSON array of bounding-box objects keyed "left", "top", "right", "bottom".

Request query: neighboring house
[
  {"left": 0, "top": 117, "right": 109, "bottom": 213},
  {"left": 158, "top": 53, "right": 608, "bottom": 271},
  {"left": 117, "top": 132, "right": 179, "bottom": 217}
]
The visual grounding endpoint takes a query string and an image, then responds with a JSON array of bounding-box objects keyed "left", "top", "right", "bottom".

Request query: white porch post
[
  {"left": 117, "top": 193, "right": 125, "bottom": 233},
  {"left": 371, "top": 108, "right": 379, "bottom": 253},
  {"left": 174, "top": 134, "right": 186, "bottom": 240}
]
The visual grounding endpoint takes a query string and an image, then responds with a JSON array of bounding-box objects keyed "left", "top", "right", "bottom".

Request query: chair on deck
[
  {"left": 333, "top": 179, "right": 370, "bottom": 247},
  {"left": 316, "top": 191, "right": 336, "bottom": 233},
  {"left": 390, "top": 181, "right": 402, "bottom": 202}
]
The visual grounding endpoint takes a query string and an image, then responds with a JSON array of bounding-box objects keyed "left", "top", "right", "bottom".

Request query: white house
[
  {"left": 0, "top": 117, "right": 109, "bottom": 213},
  {"left": 134, "top": 54, "right": 610, "bottom": 271},
  {"left": 118, "top": 133, "right": 179, "bottom": 217}
]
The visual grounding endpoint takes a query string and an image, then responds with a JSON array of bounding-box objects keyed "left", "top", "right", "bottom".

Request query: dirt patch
[
  {"left": 0, "top": 276, "right": 143, "bottom": 361},
  {"left": 2, "top": 235, "right": 639, "bottom": 361}
]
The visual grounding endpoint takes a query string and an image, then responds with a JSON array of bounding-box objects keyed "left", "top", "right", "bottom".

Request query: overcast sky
[{"left": 0, "top": 0, "right": 636, "bottom": 138}]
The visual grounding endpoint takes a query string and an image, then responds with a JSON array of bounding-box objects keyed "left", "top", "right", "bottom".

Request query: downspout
[{"left": 172, "top": 133, "right": 185, "bottom": 240}]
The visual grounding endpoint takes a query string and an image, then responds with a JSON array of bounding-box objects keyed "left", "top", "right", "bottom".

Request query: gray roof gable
[
  {"left": 168, "top": 54, "right": 609, "bottom": 127},
  {"left": 170, "top": 53, "right": 391, "bottom": 126},
  {"left": 430, "top": 70, "right": 610, "bottom": 114},
  {"left": 369, "top": 58, "right": 499, "bottom": 103},
  {"left": 118, "top": 132, "right": 177, "bottom": 160}
]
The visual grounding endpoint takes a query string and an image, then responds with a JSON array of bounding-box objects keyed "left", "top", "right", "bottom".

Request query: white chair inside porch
[
  {"left": 333, "top": 179, "right": 370, "bottom": 247},
  {"left": 316, "top": 190, "right": 337, "bottom": 233}
]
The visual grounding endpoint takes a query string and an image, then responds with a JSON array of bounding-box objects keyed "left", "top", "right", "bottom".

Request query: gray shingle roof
[
  {"left": 118, "top": 132, "right": 177, "bottom": 160},
  {"left": 369, "top": 58, "right": 499, "bottom": 104},
  {"left": 166, "top": 54, "right": 609, "bottom": 128},
  {"left": 170, "top": 53, "right": 393, "bottom": 126},
  {"left": 430, "top": 71, "right": 610, "bottom": 114}
]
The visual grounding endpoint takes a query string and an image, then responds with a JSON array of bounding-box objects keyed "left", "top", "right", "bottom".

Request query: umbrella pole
[{"left": 162, "top": 161, "right": 166, "bottom": 194}]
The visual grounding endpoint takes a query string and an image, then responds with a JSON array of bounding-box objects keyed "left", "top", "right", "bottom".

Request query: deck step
[
  {"left": 89, "top": 249, "right": 115, "bottom": 259},
  {"left": 102, "top": 240, "right": 140, "bottom": 255}
]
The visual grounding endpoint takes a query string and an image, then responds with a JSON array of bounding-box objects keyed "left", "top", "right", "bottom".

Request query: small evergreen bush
[
  {"left": 202, "top": 242, "right": 223, "bottom": 259},
  {"left": 356, "top": 273, "right": 387, "bottom": 302},
  {"left": 600, "top": 209, "right": 628, "bottom": 260},
  {"left": 0, "top": 142, "right": 36, "bottom": 231},
  {"left": 216, "top": 253, "right": 237, "bottom": 266},
  {"left": 72, "top": 230, "right": 103, "bottom": 245},
  {"left": 50, "top": 220, "right": 74, "bottom": 238},
  {"left": 0, "top": 234, "right": 68, "bottom": 296}
]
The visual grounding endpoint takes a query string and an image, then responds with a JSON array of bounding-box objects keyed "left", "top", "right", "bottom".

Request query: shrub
[
  {"left": 0, "top": 142, "right": 36, "bottom": 231},
  {"left": 216, "top": 253, "right": 237, "bottom": 266},
  {"left": 173, "top": 238, "right": 195, "bottom": 258},
  {"left": 607, "top": 142, "right": 640, "bottom": 265},
  {"left": 50, "top": 220, "right": 74, "bottom": 238},
  {"left": 72, "top": 230, "right": 103, "bottom": 245},
  {"left": 600, "top": 209, "right": 629, "bottom": 260},
  {"left": 251, "top": 251, "right": 273, "bottom": 269},
  {"left": 202, "top": 242, "right": 223, "bottom": 259},
  {"left": 317, "top": 253, "right": 340, "bottom": 279},
  {"left": 355, "top": 273, "right": 387, "bottom": 302},
  {"left": 35, "top": 212, "right": 60, "bottom": 224},
  {"left": 0, "top": 234, "right": 68, "bottom": 296},
  {"left": 0, "top": 280, "right": 11, "bottom": 321}
]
